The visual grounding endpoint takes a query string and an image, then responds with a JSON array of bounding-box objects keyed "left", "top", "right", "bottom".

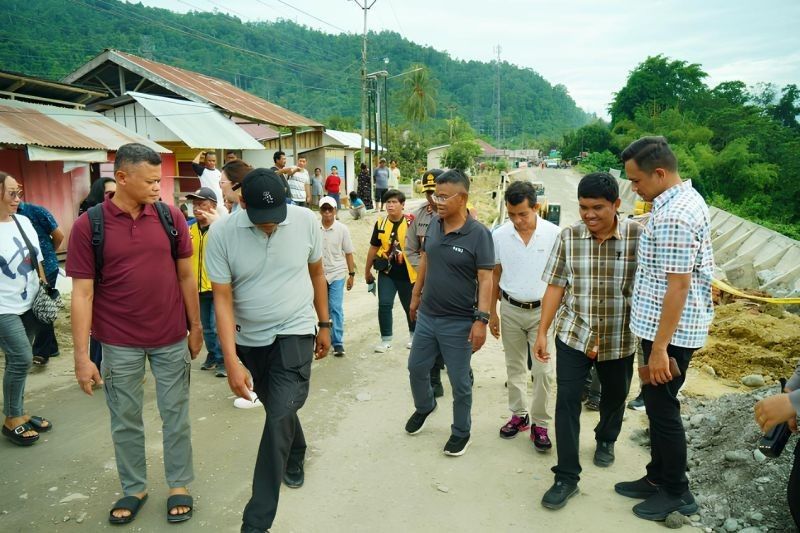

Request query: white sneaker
[
  {"left": 406, "top": 334, "right": 414, "bottom": 349},
  {"left": 233, "top": 391, "right": 262, "bottom": 409},
  {"left": 374, "top": 342, "right": 392, "bottom": 353}
]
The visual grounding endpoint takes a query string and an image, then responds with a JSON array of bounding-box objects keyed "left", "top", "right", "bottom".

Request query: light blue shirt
[{"left": 205, "top": 206, "right": 322, "bottom": 346}]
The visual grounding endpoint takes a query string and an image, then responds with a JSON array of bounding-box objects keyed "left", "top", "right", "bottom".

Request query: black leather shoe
[
  {"left": 541, "top": 481, "right": 579, "bottom": 510},
  {"left": 633, "top": 489, "right": 698, "bottom": 521},
  {"left": 283, "top": 459, "right": 304, "bottom": 488},
  {"left": 593, "top": 441, "right": 615, "bottom": 467},
  {"left": 615, "top": 476, "right": 661, "bottom": 499}
]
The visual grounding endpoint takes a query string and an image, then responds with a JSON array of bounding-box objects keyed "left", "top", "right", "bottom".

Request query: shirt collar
[
  {"left": 653, "top": 179, "right": 692, "bottom": 211},
  {"left": 578, "top": 215, "right": 622, "bottom": 240},
  {"left": 436, "top": 215, "right": 474, "bottom": 235}
]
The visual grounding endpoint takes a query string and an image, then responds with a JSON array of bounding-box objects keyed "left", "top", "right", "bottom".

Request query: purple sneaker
[
  {"left": 499, "top": 414, "right": 530, "bottom": 439},
  {"left": 531, "top": 425, "right": 552, "bottom": 452}
]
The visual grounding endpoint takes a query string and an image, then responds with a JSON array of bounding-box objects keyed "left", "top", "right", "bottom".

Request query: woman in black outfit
[
  {"left": 78, "top": 177, "right": 116, "bottom": 215},
  {"left": 357, "top": 163, "right": 374, "bottom": 211}
]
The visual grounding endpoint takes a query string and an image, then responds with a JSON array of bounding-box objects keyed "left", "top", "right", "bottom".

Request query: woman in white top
[
  {"left": 389, "top": 159, "right": 401, "bottom": 189},
  {"left": 0, "top": 172, "right": 50, "bottom": 446}
]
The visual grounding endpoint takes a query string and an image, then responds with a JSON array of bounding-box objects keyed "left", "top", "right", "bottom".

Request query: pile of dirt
[
  {"left": 693, "top": 302, "right": 800, "bottom": 382},
  {"left": 631, "top": 387, "right": 797, "bottom": 531}
]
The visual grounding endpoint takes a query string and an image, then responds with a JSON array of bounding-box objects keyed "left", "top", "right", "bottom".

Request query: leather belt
[{"left": 501, "top": 290, "right": 541, "bottom": 310}]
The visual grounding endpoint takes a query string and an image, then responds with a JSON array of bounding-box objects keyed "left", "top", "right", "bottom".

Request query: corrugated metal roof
[
  {"left": 128, "top": 92, "right": 264, "bottom": 150},
  {"left": 0, "top": 98, "right": 168, "bottom": 152},
  {"left": 232, "top": 117, "right": 280, "bottom": 142},
  {"left": 324, "top": 130, "right": 382, "bottom": 151},
  {"left": 113, "top": 51, "right": 323, "bottom": 129}
]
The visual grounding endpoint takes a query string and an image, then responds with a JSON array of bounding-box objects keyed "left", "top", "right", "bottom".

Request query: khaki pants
[{"left": 500, "top": 300, "right": 554, "bottom": 427}]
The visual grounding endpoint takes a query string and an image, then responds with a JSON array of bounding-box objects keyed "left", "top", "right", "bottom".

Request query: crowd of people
[{"left": 3, "top": 136, "right": 800, "bottom": 532}]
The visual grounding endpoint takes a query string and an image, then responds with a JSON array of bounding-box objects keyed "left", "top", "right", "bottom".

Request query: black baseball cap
[
  {"left": 241, "top": 168, "right": 287, "bottom": 224},
  {"left": 185, "top": 187, "right": 217, "bottom": 203}
]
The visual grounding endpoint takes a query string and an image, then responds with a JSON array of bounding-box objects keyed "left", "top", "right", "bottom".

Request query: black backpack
[{"left": 87, "top": 202, "right": 179, "bottom": 283}]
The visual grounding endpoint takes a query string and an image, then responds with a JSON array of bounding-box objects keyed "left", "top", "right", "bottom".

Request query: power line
[{"left": 260, "top": 0, "right": 350, "bottom": 34}]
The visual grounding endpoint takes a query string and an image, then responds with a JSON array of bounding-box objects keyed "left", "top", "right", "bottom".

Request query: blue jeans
[
  {"left": 199, "top": 292, "right": 222, "bottom": 365},
  {"left": 0, "top": 309, "right": 42, "bottom": 417},
  {"left": 327, "top": 278, "right": 345, "bottom": 350},
  {"left": 408, "top": 311, "right": 473, "bottom": 437}
]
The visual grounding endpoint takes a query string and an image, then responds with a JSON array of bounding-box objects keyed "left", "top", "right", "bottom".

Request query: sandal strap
[
  {"left": 13, "top": 422, "right": 35, "bottom": 435},
  {"left": 111, "top": 494, "right": 147, "bottom": 512},
  {"left": 167, "top": 494, "right": 193, "bottom": 510}
]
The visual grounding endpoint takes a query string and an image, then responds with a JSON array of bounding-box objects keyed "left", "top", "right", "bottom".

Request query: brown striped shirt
[{"left": 542, "top": 217, "right": 642, "bottom": 361}]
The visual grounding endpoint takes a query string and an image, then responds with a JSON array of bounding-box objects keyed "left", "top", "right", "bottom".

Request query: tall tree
[{"left": 399, "top": 65, "right": 438, "bottom": 124}]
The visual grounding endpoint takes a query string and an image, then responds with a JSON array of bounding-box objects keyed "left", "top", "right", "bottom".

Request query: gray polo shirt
[
  {"left": 205, "top": 205, "right": 322, "bottom": 346},
  {"left": 420, "top": 215, "right": 494, "bottom": 318}
]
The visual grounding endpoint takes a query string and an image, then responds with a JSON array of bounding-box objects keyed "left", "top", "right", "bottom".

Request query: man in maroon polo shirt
[{"left": 66, "top": 143, "right": 202, "bottom": 525}]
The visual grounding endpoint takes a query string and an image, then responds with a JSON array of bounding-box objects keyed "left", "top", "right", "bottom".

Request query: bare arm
[
  {"left": 489, "top": 264, "right": 502, "bottom": 338},
  {"left": 533, "top": 284, "right": 566, "bottom": 362},
  {"left": 177, "top": 257, "right": 202, "bottom": 358},
  {"left": 212, "top": 281, "right": 253, "bottom": 400},
  {"left": 345, "top": 252, "right": 355, "bottom": 290},
  {"left": 409, "top": 252, "right": 427, "bottom": 322},
  {"left": 50, "top": 227, "right": 65, "bottom": 252},
  {"left": 469, "top": 268, "right": 493, "bottom": 352},
  {"left": 649, "top": 272, "right": 692, "bottom": 384},
  {"left": 192, "top": 151, "right": 204, "bottom": 165},
  {"left": 72, "top": 278, "right": 102, "bottom": 395},
  {"left": 305, "top": 183, "right": 311, "bottom": 201},
  {"left": 309, "top": 259, "right": 331, "bottom": 359},
  {"left": 364, "top": 245, "right": 379, "bottom": 283}
]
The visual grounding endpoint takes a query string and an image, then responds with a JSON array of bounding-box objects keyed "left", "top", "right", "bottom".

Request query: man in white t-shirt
[
  {"left": 489, "top": 180, "right": 560, "bottom": 451},
  {"left": 288, "top": 156, "right": 311, "bottom": 207},
  {"left": 192, "top": 151, "right": 226, "bottom": 215}
]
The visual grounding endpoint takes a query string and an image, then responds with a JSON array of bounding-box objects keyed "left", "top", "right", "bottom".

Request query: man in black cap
[
  {"left": 185, "top": 187, "right": 226, "bottom": 376},
  {"left": 205, "top": 168, "right": 331, "bottom": 533},
  {"left": 406, "top": 169, "right": 446, "bottom": 397}
]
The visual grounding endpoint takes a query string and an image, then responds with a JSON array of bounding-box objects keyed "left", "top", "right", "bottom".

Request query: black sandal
[
  {"left": 109, "top": 494, "right": 148, "bottom": 524},
  {"left": 27, "top": 416, "right": 52, "bottom": 432},
  {"left": 2, "top": 422, "right": 39, "bottom": 446},
  {"left": 166, "top": 494, "right": 193, "bottom": 523}
]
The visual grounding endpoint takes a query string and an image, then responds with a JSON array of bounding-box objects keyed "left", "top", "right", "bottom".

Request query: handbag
[{"left": 12, "top": 215, "right": 63, "bottom": 324}]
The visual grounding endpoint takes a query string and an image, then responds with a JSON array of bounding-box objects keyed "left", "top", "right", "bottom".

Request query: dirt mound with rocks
[
  {"left": 631, "top": 386, "right": 797, "bottom": 532},
  {"left": 693, "top": 302, "right": 800, "bottom": 382}
]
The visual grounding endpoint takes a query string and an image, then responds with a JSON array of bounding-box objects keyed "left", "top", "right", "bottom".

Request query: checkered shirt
[
  {"left": 542, "top": 217, "right": 642, "bottom": 361},
  {"left": 630, "top": 180, "right": 715, "bottom": 348}
]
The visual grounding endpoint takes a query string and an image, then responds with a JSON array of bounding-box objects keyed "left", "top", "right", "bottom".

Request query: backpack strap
[
  {"left": 87, "top": 204, "right": 105, "bottom": 284},
  {"left": 154, "top": 202, "right": 179, "bottom": 261}
]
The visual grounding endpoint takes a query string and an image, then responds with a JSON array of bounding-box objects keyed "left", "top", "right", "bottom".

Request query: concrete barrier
[{"left": 615, "top": 177, "right": 800, "bottom": 298}]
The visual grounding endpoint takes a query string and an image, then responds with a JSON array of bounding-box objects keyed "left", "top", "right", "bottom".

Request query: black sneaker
[
  {"left": 541, "top": 481, "right": 579, "bottom": 510},
  {"left": 283, "top": 459, "right": 304, "bottom": 489},
  {"left": 632, "top": 489, "right": 697, "bottom": 521},
  {"left": 405, "top": 401, "right": 437, "bottom": 435},
  {"left": 584, "top": 397, "right": 600, "bottom": 411},
  {"left": 593, "top": 441, "right": 615, "bottom": 467},
  {"left": 432, "top": 382, "right": 444, "bottom": 398},
  {"left": 614, "top": 476, "right": 661, "bottom": 499},
  {"left": 333, "top": 346, "right": 345, "bottom": 357},
  {"left": 443, "top": 434, "right": 471, "bottom": 456},
  {"left": 627, "top": 394, "right": 645, "bottom": 411}
]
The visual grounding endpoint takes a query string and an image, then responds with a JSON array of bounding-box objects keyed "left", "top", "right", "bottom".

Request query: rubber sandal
[
  {"left": 166, "top": 494, "right": 193, "bottom": 523},
  {"left": 27, "top": 416, "right": 52, "bottom": 432},
  {"left": 108, "top": 494, "right": 148, "bottom": 524},
  {"left": 2, "top": 422, "right": 39, "bottom": 446}
]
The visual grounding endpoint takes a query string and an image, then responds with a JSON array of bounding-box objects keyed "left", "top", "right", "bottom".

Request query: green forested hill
[{"left": 0, "top": 0, "right": 591, "bottom": 141}]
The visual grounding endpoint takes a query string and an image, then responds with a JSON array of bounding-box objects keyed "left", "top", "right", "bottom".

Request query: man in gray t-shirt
[
  {"left": 372, "top": 158, "right": 391, "bottom": 211},
  {"left": 405, "top": 169, "right": 494, "bottom": 458},
  {"left": 205, "top": 168, "right": 330, "bottom": 533}
]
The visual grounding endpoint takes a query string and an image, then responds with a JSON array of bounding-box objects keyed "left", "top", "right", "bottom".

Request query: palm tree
[{"left": 400, "top": 65, "right": 437, "bottom": 124}]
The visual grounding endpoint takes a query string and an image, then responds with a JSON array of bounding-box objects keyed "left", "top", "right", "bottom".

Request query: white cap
[{"left": 318, "top": 196, "right": 337, "bottom": 209}]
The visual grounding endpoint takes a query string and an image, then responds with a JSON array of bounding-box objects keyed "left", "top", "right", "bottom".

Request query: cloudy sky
[{"left": 139, "top": 0, "right": 800, "bottom": 119}]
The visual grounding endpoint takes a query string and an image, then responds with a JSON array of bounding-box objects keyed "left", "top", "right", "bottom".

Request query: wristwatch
[
  {"left": 473, "top": 310, "right": 490, "bottom": 324},
  {"left": 318, "top": 321, "right": 333, "bottom": 328},
  {"left": 348, "top": 271, "right": 356, "bottom": 277}
]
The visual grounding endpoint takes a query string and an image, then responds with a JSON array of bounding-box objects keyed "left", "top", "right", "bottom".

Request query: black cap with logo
[
  {"left": 185, "top": 187, "right": 218, "bottom": 203},
  {"left": 241, "top": 168, "right": 287, "bottom": 224}
]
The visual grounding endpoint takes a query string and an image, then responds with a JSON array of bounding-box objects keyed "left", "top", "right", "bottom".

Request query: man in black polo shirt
[{"left": 406, "top": 169, "right": 494, "bottom": 457}]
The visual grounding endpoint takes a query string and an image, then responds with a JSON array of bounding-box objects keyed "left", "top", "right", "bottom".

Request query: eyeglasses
[
  {"left": 219, "top": 179, "right": 231, "bottom": 186},
  {"left": 432, "top": 193, "right": 460, "bottom": 203},
  {"left": 5, "top": 190, "right": 23, "bottom": 199}
]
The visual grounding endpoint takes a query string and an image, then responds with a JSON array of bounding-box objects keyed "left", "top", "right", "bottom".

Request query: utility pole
[
  {"left": 493, "top": 44, "right": 502, "bottom": 147},
  {"left": 353, "top": 0, "right": 377, "bottom": 174}
]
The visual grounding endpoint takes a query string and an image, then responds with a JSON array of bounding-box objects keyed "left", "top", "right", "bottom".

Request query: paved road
[{"left": 510, "top": 166, "right": 584, "bottom": 228}]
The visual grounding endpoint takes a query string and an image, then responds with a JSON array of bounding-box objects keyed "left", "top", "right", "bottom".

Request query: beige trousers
[{"left": 500, "top": 299, "right": 555, "bottom": 427}]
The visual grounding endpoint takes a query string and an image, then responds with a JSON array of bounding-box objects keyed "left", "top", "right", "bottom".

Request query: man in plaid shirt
[
  {"left": 615, "top": 136, "right": 714, "bottom": 522},
  {"left": 533, "top": 172, "right": 642, "bottom": 510}
]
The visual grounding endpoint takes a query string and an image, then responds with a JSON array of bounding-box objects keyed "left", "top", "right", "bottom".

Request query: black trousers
[
  {"left": 641, "top": 339, "right": 695, "bottom": 495},
  {"left": 789, "top": 440, "right": 800, "bottom": 529},
  {"left": 31, "top": 269, "right": 60, "bottom": 358},
  {"left": 553, "top": 337, "right": 633, "bottom": 484},
  {"left": 238, "top": 335, "right": 314, "bottom": 532}
]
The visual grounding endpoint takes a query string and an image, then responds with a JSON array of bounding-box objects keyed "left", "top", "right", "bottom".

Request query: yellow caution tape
[{"left": 712, "top": 278, "right": 800, "bottom": 304}]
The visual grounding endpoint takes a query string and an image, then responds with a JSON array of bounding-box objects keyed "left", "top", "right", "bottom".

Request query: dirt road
[{"left": 1, "top": 181, "right": 687, "bottom": 532}]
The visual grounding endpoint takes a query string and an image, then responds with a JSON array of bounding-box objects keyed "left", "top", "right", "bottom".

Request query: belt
[{"left": 501, "top": 290, "right": 541, "bottom": 310}]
